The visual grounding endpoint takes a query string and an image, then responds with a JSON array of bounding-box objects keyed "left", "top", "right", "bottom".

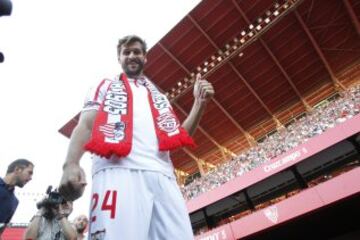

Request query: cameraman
[{"left": 24, "top": 200, "right": 77, "bottom": 240}]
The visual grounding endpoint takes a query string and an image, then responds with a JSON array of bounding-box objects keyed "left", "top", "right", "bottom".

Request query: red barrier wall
[
  {"left": 194, "top": 167, "right": 360, "bottom": 240},
  {"left": 195, "top": 224, "right": 235, "bottom": 240},
  {"left": 2, "top": 227, "right": 26, "bottom": 240}
]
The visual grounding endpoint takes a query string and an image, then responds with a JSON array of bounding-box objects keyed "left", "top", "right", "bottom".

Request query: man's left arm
[{"left": 181, "top": 74, "right": 214, "bottom": 136}]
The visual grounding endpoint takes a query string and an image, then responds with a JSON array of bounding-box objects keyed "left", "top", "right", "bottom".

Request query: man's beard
[
  {"left": 122, "top": 60, "right": 144, "bottom": 78},
  {"left": 15, "top": 178, "right": 25, "bottom": 188}
]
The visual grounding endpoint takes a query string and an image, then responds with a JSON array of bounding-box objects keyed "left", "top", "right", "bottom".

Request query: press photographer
[{"left": 24, "top": 186, "right": 77, "bottom": 240}]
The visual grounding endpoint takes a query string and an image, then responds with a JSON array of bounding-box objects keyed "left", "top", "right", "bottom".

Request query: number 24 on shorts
[{"left": 91, "top": 190, "right": 117, "bottom": 222}]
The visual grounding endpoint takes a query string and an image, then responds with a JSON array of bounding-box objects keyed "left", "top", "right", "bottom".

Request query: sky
[{"left": 0, "top": 0, "right": 201, "bottom": 223}]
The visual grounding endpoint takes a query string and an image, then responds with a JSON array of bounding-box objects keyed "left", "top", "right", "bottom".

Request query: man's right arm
[{"left": 59, "top": 110, "right": 97, "bottom": 201}]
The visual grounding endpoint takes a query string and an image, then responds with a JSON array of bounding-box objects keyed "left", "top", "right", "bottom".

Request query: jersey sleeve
[{"left": 82, "top": 79, "right": 110, "bottom": 112}]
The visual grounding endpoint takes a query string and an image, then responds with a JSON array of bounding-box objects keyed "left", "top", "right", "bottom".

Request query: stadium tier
[
  {"left": 181, "top": 86, "right": 360, "bottom": 201},
  {"left": 190, "top": 114, "right": 360, "bottom": 239}
]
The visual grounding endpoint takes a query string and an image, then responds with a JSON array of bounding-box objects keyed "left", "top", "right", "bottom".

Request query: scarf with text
[{"left": 85, "top": 74, "right": 195, "bottom": 158}]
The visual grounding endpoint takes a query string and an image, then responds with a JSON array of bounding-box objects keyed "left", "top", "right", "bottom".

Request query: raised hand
[{"left": 193, "top": 73, "right": 215, "bottom": 104}]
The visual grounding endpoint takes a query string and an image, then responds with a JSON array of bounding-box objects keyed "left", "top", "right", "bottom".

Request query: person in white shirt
[
  {"left": 59, "top": 35, "right": 214, "bottom": 240},
  {"left": 24, "top": 200, "right": 76, "bottom": 240}
]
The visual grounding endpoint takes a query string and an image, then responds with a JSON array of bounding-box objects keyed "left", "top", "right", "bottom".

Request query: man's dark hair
[
  {"left": 0, "top": 0, "right": 13, "bottom": 17},
  {"left": 117, "top": 35, "right": 147, "bottom": 56},
  {"left": 6, "top": 159, "right": 33, "bottom": 174}
]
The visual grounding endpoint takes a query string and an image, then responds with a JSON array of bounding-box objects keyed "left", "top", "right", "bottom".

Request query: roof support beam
[
  {"left": 189, "top": 14, "right": 288, "bottom": 129},
  {"left": 152, "top": 73, "right": 230, "bottom": 169},
  {"left": 261, "top": 42, "right": 312, "bottom": 111},
  {"left": 227, "top": 64, "right": 275, "bottom": 116},
  {"left": 182, "top": 148, "right": 216, "bottom": 175},
  {"left": 186, "top": 15, "right": 265, "bottom": 144},
  {"left": 187, "top": 14, "right": 274, "bottom": 116},
  {"left": 294, "top": 11, "right": 346, "bottom": 91},
  {"left": 158, "top": 42, "right": 254, "bottom": 147},
  {"left": 173, "top": 102, "right": 226, "bottom": 151},
  {"left": 157, "top": 42, "right": 190, "bottom": 76},
  {"left": 232, "top": 0, "right": 312, "bottom": 112},
  {"left": 170, "top": 0, "right": 305, "bottom": 103},
  {"left": 150, "top": 65, "right": 228, "bottom": 164},
  {"left": 211, "top": 99, "right": 255, "bottom": 146},
  {"left": 343, "top": 0, "right": 360, "bottom": 36},
  {"left": 182, "top": 148, "right": 205, "bottom": 176},
  {"left": 155, "top": 45, "right": 224, "bottom": 149},
  {"left": 174, "top": 169, "right": 187, "bottom": 185}
]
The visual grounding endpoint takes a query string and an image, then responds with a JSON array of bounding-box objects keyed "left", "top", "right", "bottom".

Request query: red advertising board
[
  {"left": 194, "top": 167, "right": 360, "bottom": 239},
  {"left": 2, "top": 227, "right": 26, "bottom": 240},
  {"left": 230, "top": 168, "right": 360, "bottom": 238},
  {"left": 195, "top": 224, "right": 235, "bottom": 240}
]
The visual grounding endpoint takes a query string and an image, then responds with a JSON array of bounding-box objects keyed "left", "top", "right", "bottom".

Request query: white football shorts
[{"left": 88, "top": 167, "right": 194, "bottom": 240}]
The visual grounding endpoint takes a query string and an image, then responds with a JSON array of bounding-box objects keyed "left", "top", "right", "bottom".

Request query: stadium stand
[
  {"left": 181, "top": 85, "right": 360, "bottom": 200},
  {"left": 189, "top": 136, "right": 360, "bottom": 239}
]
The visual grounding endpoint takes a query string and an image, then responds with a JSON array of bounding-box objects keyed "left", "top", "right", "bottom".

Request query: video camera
[{"left": 36, "top": 186, "right": 66, "bottom": 218}]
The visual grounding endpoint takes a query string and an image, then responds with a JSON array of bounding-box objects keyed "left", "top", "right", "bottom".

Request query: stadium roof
[{"left": 59, "top": 0, "right": 360, "bottom": 174}]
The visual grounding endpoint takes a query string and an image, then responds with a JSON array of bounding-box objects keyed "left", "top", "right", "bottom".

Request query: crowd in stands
[{"left": 181, "top": 84, "right": 360, "bottom": 200}]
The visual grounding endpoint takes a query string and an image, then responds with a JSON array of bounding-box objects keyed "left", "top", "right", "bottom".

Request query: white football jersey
[{"left": 83, "top": 76, "right": 176, "bottom": 179}]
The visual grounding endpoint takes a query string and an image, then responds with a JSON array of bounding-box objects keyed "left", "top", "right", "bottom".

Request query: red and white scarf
[{"left": 85, "top": 74, "right": 195, "bottom": 158}]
